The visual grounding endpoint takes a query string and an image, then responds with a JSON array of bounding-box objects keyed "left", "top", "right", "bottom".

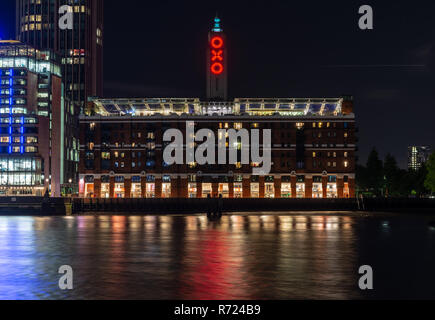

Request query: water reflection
[{"left": 0, "top": 214, "right": 433, "bottom": 300}]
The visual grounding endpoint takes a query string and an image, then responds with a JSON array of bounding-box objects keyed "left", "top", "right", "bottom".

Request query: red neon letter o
[
  {"left": 211, "top": 36, "right": 224, "bottom": 49},
  {"left": 211, "top": 63, "right": 224, "bottom": 75}
]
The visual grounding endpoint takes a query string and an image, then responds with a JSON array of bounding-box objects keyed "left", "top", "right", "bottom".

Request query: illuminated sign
[
  {"left": 211, "top": 36, "right": 224, "bottom": 49},
  {"left": 210, "top": 36, "right": 224, "bottom": 75},
  {"left": 211, "top": 63, "right": 223, "bottom": 75}
]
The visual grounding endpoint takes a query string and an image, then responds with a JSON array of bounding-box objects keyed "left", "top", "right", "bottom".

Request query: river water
[{"left": 0, "top": 213, "right": 434, "bottom": 300}]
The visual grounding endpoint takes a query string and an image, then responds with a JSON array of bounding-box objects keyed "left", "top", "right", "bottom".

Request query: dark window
[
  {"left": 132, "top": 176, "right": 141, "bottom": 183},
  {"left": 313, "top": 176, "right": 322, "bottom": 183},
  {"left": 115, "top": 176, "right": 125, "bottom": 183},
  {"left": 297, "top": 175, "right": 305, "bottom": 183},
  {"left": 101, "top": 160, "right": 111, "bottom": 170},
  {"left": 328, "top": 176, "right": 337, "bottom": 183},
  {"left": 265, "top": 176, "right": 274, "bottom": 182}
]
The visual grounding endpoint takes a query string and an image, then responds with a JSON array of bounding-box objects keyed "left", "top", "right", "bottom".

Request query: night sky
[{"left": 1, "top": 0, "right": 434, "bottom": 168}]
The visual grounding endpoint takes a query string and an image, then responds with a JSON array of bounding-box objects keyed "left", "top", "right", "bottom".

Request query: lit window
[
  {"left": 234, "top": 123, "right": 243, "bottom": 130},
  {"left": 25, "top": 146, "right": 37, "bottom": 153},
  {"left": 26, "top": 137, "right": 38, "bottom": 144},
  {"left": 296, "top": 123, "right": 304, "bottom": 130}
]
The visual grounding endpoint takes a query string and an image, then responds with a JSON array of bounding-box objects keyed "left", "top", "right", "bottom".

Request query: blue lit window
[
  {"left": 132, "top": 176, "right": 141, "bottom": 183},
  {"left": 146, "top": 160, "right": 155, "bottom": 168}
]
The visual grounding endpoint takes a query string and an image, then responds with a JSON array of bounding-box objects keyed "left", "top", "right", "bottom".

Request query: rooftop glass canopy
[{"left": 88, "top": 98, "right": 345, "bottom": 117}]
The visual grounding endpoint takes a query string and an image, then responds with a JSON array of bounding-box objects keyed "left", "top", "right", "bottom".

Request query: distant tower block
[{"left": 206, "top": 16, "right": 228, "bottom": 101}]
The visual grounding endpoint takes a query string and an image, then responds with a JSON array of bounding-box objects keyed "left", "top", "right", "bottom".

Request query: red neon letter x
[{"left": 211, "top": 50, "right": 223, "bottom": 62}]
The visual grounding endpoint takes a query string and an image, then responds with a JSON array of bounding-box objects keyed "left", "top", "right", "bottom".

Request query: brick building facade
[{"left": 79, "top": 97, "right": 356, "bottom": 199}]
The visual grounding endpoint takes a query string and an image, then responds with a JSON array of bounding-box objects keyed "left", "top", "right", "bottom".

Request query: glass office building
[
  {"left": 16, "top": 0, "right": 104, "bottom": 112},
  {"left": 0, "top": 41, "right": 79, "bottom": 196}
]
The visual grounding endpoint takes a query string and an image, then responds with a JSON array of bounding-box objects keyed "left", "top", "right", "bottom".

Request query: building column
[
  {"left": 141, "top": 178, "right": 146, "bottom": 198},
  {"left": 170, "top": 177, "right": 177, "bottom": 198},
  {"left": 242, "top": 178, "right": 250, "bottom": 198},
  {"left": 109, "top": 177, "right": 115, "bottom": 198},
  {"left": 212, "top": 181, "right": 219, "bottom": 198},
  {"left": 155, "top": 179, "right": 162, "bottom": 199},
  {"left": 94, "top": 179, "right": 101, "bottom": 198},
  {"left": 291, "top": 176, "right": 297, "bottom": 199},
  {"left": 305, "top": 178, "right": 313, "bottom": 198},
  {"left": 259, "top": 176, "right": 265, "bottom": 198},
  {"left": 197, "top": 179, "right": 203, "bottom": 199},
  {"left": 229, "top": 182, "right": 234, "bottom": 199},
  {"left": 349, "top": 178, "right": 356, "bottom": 198},
  {"left": 274, "top": 177, "right": 281, "bottom": 199},
  {"left": 337, "top": 178, "right": 344, "bottom": 198},
  {"left": 125, "top": 179, "right": 132, "bottom": 199},
  {"left": 322, "top": 176, "right": 328, "bottom": 199},
  {"left": 179, "top": 177, "right": 188, "bottom": 198}
]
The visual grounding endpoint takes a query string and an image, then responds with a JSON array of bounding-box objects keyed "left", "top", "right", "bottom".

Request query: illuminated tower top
[
  {"left": 206, "top": 15, "right": 228, "bottom": 101},
  {"left": 212, "top": 16, "right": 223, "bottom": 33}
]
